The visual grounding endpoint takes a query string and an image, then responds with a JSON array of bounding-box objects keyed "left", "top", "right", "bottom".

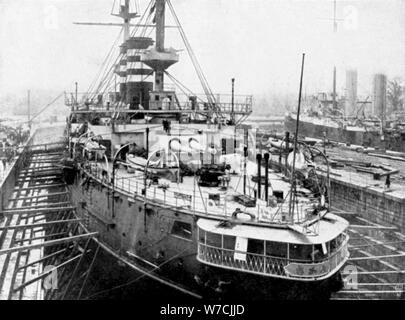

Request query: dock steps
[
  {"left": 0, "top": 148, "right": 98, "bottom": 300},
  {"left": 331, "top": 208, "right": 405, "bottom": 300}
]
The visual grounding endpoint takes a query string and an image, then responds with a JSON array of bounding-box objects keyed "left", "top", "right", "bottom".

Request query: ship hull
[
  {"left": 284, "top": 115, "right": 405, "bottom": 150},
  {"left": 67, "top": 167, "right": 344, "bottom": 300}
]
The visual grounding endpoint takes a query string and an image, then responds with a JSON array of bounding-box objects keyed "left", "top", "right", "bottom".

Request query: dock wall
[
  {"left": 0, "top": 124, "right": 66, "bottom": 216},
  {"left": 330, "top": 179, "right": 405, "bottom": 233},
  {"left": 269, "top": 160, "right": 405, "bottom": 233},
  {"left": 0, "top": 136, "right": 34, "bottom": 214}
]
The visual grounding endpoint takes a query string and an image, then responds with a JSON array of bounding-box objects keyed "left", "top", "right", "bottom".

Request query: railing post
[{"left": 221, "top": 234, "right": 224, "bottom": 263}]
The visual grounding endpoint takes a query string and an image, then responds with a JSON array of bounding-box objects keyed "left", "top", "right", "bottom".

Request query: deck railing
[
  {"left": 65, "top": 92, "right": 253, "bottom": 115},
  {"left": 197, "top": 235, "right": 349, "bottom": 280},
  {"left": 82, "top": 162, "right": 319, "bottom": 223}
]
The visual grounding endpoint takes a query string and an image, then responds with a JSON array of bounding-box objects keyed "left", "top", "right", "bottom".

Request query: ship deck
[{"left": 85, "top": 159, "right": 322, "bottom": 227}]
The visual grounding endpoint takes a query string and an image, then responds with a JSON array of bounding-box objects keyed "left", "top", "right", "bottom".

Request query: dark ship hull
[
  {"left": 285, "top": 114, "right": 405, "bottom": 151},
  {"left": 66, "top": 165, "right": 344, "bottom": 300}
]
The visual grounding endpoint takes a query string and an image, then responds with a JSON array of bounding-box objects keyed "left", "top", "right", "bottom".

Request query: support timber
[{"left": 0, "top": 145, "right": 98, "bottom": 300}]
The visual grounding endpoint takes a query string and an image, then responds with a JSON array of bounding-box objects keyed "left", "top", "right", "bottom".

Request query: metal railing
[
  {"left": 82, "top": 162, "right": 320, "bottom": 223},
  {"left": 66, "top": 92, "right": 253, "bottom": 115},
  {"left": 197, "top": 235, "right": 349, "bottom": 280},
  {"left": 84, "top": 162, "right": 218, "bottom": 217},
  {"left": 198, "top": 244, "right": 288, "bottom": 277}
]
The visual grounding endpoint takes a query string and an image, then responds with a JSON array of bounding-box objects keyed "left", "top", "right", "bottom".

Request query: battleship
[
  {"left": 285, "top": 70, "right": 405, "bottom": 152},
  {"left": 58, "top": 0, "right": 350, "bottom": 300},
  {"left": 3, "top": 0, "right": 405, "bottom": 304}
]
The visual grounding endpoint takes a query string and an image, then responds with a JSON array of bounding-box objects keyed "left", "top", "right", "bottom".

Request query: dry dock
[
  {"left": 268, "top": 144, "right": 405, "bottom": 299},
  {"left": 323, "top": 146, "right": 405, "bottom": 234},
  {"left": 1, "top": 129, "right": 404, "bottom": 299},
  {"left": 0, "top": 129, "right": 97, "bottom": 300},
  {"left": 324, "top": 147, "right": 405, "bottom": 299}
]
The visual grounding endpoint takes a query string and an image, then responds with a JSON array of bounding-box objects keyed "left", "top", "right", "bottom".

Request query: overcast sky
[{"left": 1, "top": 0, "right": 404, "bottom": 100}]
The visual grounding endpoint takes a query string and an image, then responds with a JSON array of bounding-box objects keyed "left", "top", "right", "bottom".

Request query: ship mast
[
  {"left": 332, "top": 0, "right": 337, "bottom": 111},
  {"left": 288, "top": 54, "right": 306, "bottom": 222},
  {"left": 155, "top": 0, "right": 166, "bottom": 91},
  {"left": 156, "top": 0, "right": 165, "bottom": 51},
  {"left": 74, "top": 0, "right": 140, "bottom": 43},
  {"left": 111, "top": 0, "right": 140, "bottom": 41}
]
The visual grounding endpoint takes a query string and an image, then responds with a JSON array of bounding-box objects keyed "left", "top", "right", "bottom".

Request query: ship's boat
[{"left": 64, "top": 0, "right": 349, "bottom": 300}]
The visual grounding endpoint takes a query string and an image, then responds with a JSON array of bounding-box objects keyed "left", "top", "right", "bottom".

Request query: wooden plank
[
  {"left": 21, "top": 166, "right": 60, "bottom": 172},
  {"left": 4, "top": 202, "right": 72, "bottom": 211},
  {"left": 13, "top": 184, "right": 66, "bottom": 191},
  {"left": 12, "top": 254, "right": 83, "bottom": 293},
  {"left": 356, "top": 283, "right": 405, "bottom": 287},
  {"left": 17, "top": 248, "right": 68, "bottom": 271},
  {"left": 16, "top": 176, "right": 62, "bottom": 182},
  {"left": 0, "top": 218, "right": 82, "bottom": 232},
  {"left": 349, "top": 253, "right": 405, "bottom": 261},
  {"left": 9, "top": 192, "right": 69, "bottom": 201},
  {"left": 20, "top": 167, "right": 61, "bottom": 171},
  {"left": 338, "top": 290, "right": 404, "bottom": 294},
  {"left": 0, "top": 232, "right": 98, "bottom": 255},
  {"left": 0, "top": 206, "right": 75, "bottom": 216},
  {"left": 18, "top": 172, "right": 62, "bottom": 178},
  {"left": 355, "top": 270, "right": 405, "bottom": 275},
  {"left": 29, "top": 157, "right": 62, "bottom": 160},
  {"left": 14, "top": 232, "right": 69, "bottom": 244},
  {"left": 28, "top": 161, "right": 61, "bottom": 164},
  {"left": 368, "top": 153, "right": 405, "bottom": 162}
]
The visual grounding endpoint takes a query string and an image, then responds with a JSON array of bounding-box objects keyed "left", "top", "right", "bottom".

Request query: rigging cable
[
  {"left": 166, "top": 0, "right": 224, "bottom": 122},
  {"left": 86, "top": 28, "right": 124, "bottom": 100},
  {"left": 29, "top": 92, "right": 65, "bottom": 123}
]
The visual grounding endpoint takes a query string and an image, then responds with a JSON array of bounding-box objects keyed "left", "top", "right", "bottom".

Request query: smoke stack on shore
[
  {"left": 345, "top": 69, "right": 358, "bottom": 117},
  {"left": 372, "top": 74, "right": 387, "bottom": 126}
]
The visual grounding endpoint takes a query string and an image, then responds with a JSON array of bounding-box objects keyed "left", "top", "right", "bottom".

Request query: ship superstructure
[
  {"left": 63, "top": 0, "right": 349, "bottom": 299},
  {"left": 285, "top": 78, "right": 405, "bottom": 151}
]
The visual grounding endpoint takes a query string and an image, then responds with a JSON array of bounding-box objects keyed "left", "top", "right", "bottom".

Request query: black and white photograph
[{"left": 0, "top": 0, "right": 404, "bottom": 309}]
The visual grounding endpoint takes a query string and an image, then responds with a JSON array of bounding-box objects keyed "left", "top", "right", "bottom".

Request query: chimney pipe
[
  {"left": 264, "top": 153, "right": 269, "bottom": 203},
  {"left": 285, "top": 132, "right": 290, "bottom": 175},
  {"left": 243, "top": 146, "right": 248, "bottom": 195},
  {"left": 243, "top": 128, "right": 248, "bottom": 195},
  {"left": 256, "top": 153, "right": 262, "bottom": 199},
  {"left": 145, "top": 127, "right": 150, "bottom": 159}
]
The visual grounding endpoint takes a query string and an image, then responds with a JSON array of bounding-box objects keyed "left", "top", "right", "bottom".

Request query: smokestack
[
  {"left": 345, "top": 70, "right": 358, "bottom": 117},
  {"left": 372, "top": 74, "right": 387, "bottom": 126},
  {"left": 256, "top": 154, "right": 262, "bottom": 200},
  {"left": 264, "top": 153, "right": 269, "bottom": 203}
]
